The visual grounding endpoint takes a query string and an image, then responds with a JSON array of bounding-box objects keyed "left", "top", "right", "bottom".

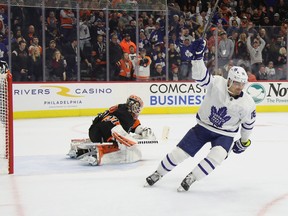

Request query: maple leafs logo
[{"left": 208, "top": 106, "right": 231, "bottom": 128}]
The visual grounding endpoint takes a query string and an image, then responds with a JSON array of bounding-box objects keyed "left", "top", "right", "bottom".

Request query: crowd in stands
[{"left": 0, "top": 0, "right": 287, "bottom": 81}]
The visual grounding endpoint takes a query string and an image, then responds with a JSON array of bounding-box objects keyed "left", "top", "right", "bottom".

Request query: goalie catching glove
[
  {"left": 134, "top": 125, "right": 156, "bottom": 140},
  {"left": 232, "top": 139, "right": 251, "bottom": 154}
]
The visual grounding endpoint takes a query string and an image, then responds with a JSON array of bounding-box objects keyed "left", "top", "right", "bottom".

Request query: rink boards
[{"left": 12, "top": 81, "right": 288, "bottom": 119}]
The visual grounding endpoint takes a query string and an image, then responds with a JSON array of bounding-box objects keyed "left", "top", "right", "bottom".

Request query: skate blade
[
  {"left": 143, "top": 181, "right": 151, "bottom": 187},
  {"left": 177, "top": 185, "right": 187, "bottom": 192}
]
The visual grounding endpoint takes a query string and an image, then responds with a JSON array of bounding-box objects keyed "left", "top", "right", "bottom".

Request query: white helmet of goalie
[
  {"left": 227, "top": 66, "right": 248, "bottom": 84},
  {"left": 0, "top": 60, "right": 9, "bottom": 74},
  {"left": 126, "top": 95, "right": 144, "bottom": 115}
]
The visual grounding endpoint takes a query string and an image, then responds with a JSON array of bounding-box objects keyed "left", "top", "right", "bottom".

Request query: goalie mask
[
  {"left": 227, "top": 66, "right": 248, "bottom": 93},
  {"left": 126, "top": 95, "right": 144, "bottom": 115},
  {"left": 0, "top": 60, "right": 9, "bottom": 74}
]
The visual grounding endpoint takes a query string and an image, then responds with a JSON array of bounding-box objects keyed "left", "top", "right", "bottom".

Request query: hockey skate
[
  {"left": 80, "top": 142, "right": 120, "bottom": 166},
  {"left": 144, "top": 171, "right": 162, "bottom": 187},
  {"left": 79, "top": 147, "right": 99, "bottom": 166},
  {"left": 177, "top": 172, "right": 196, "bottom": 192},
  {"left": 67, "top": 138, "right": 91, "bottom": 158}
]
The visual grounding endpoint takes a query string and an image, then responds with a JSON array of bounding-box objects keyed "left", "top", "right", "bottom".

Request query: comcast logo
[{"left": 246, "top": 83, "right": 266, "bottom": 104}]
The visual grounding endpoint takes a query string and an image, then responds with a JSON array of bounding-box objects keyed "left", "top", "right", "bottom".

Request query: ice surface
[{"left": 0, "top": 113, "right": 288, "bottom": 216}]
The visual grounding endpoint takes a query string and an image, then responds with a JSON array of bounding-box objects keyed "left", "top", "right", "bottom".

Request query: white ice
[{"left": 1, "top": 113, "right": 288, "bottom": 216}]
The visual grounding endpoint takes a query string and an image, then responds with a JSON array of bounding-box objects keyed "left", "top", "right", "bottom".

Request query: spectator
[
  {"left": 139, "top": 29, "right": 151, "bottom": 52},
  {"left": 28, "top": 36, "right": 42, "bottom": 56},
  {"left": 170, "top": 63, "right": 179, "bottom": 81},
  {"left": 246, "top": 34, "right": 266, "bottom": 75},
  {"left": 247, "top": 68, "right": 257, "bottom": 82},
  {"left": 118, "top": 10, "right": 133, "bottom": 27},
  {"left": 48, "top": 50, "right": 67, "bottom": 81},
  {"left": 151, "top": 64, "right": 165, "bottom": 80},
  {"left": 144, "top": 18, "right": 156, "bottom": 40},
  {"left": 93, "top": 18, "right": 106, "bottom": 39},
  {"left": 28, "top": 46, "right": 43, "bottom": 81},
  {"left": 117, "top": 52, "right": 134, "bottom": 81},
  {"left": 271, "top": 13, "right": 282, "bottom": 35},
  {"left": 153, "top": 50, "right": 166, "bottom": 74},
  {"left": 195, "top": 1, "right": 211, "bottom": 28},
  {"left": 24, "top": 25, "right": 37, "bottom": 46},
  {"left": 62, "top": 38, "right": 78, "bottom": 80},
  {"left": 0, "top": 34, "right": 8, "bottom": 62},
  {"left": 229, "top": 10, "right": 241, "bottom": 27},
  {"left": 261, "top": 16, "right": 272, "bottom": 28},
  {"left": 223, "top": 59, "right": 234, "bottom": 78},
  {"left": 59, "top": 4, "right": 76, "bottom": 43},
  {"left": 46, "top": 40, "right": 58, "bottom": 63},
  {"left": 137, "top": 48, "right": 151, "bottom": 81},
  {"left": 125, "top": 19, "right": 137, "bottom": 43},
  {"left": 109, "top": 34, "right": 123, "bottom": 80},
  {"left": 149, "top": 22, "right": 164, "bottom": 46},
  {"left": 207, "top": 29, "right": 221, "bottom": 51},
  {"left": 235, "top": 32, "right": 250, "bottom": 68},
  {"left": 179, "top": 38, "right": 192, "bottom": 80},
  {"left": 179, "top": 27, "right": 195, "bottom": 44},
  {"left": 79, "top": 15, "right": 91, "bottom": 52},
  {"left": 168, "top": 43, "right": 181, "bottom": 78},
  {"left": 257, "top": 64, "right": 268, "bottom": 80},
  {"left": 275, "top": 46, "right": 287, "bottom": 80},
  {"left": 120, "top": 33, "right": 136, "bottom": 54},
  {"left": 258, "top": 28, "right": 271, "bottom": 65},
  {"left": 265, "top": 61, "right": 276, "bottom": 80},
  {"left": 92, "top": 35, "right": 107, "bottom": 80},
  {"left": 11, "top": 40, "right": 29, "bottom": 81},
  {"left": 46, "top": 10, "right": 59, "bottom": 45},
  {"left": 218, "top": 31, "right": 234, "bottom": 67},
  {"left": 109, "top": 12, "right": 119, "bottom": 35},
  {"left": 250, "top": 8, "right": 261, "bottom": 26},
  {"left": 128, "top": 45, "right": 137, "bottom": 71},
  {"left": 169, "top": 32, "right": 181, "bottom": 48},
  {"left": 226, "top": 20, "right": 240, "bottom": 37}
]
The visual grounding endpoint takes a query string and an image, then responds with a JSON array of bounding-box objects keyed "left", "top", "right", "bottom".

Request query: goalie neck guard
[{"left": 126, "top": 95, "right": 143, "bottom": 115}]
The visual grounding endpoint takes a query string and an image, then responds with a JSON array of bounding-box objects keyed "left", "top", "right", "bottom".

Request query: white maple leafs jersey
[{"left": 192, "top": 60, "right": 256, "bottom": 140}]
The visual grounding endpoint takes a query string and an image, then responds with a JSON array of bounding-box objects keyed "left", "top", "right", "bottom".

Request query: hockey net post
[{"left": 0, "top": 72, "right": 14, "bottom": 174}]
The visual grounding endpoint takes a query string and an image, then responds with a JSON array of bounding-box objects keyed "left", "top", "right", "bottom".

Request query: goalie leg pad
[
  {"left": 192, "top": 146, "right": 227, "bottom": 180},
  {"left": 111, "top": 125, "right": 137, "bottom": 147},
  {"left": 101, "top": 145, "right": 142, "bottom": 165}
]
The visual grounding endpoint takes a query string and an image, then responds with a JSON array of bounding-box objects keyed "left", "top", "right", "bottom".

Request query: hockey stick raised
[{"left": 201, "top": 0, "right": 220, "bottom": 39}]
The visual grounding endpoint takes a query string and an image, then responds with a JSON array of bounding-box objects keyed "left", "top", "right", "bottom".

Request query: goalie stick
[
  {"left": 71, "top": 125, "right": 170, "bottom": 147},
  {"left": 73, "top": 139, "right": 159, "bottom": 149}
]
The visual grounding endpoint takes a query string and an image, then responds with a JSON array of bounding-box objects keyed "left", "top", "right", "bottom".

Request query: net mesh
[{"left": 0, "top": 73, "right": 9, "bottom": 174}]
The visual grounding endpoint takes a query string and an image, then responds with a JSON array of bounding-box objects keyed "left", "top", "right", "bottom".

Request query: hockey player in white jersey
[{"left": 145, "top": 39, "right": 256, "bottom": 192}]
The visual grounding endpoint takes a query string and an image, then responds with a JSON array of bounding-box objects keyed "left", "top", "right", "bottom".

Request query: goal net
[{"left": 0, "top": 72, "right": 13, "bottom": 174}]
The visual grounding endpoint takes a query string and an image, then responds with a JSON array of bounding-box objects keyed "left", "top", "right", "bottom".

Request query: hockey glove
[
  {"left": 232, "top": 139, "right": 251, "bottom": 154},
  {"left": 134, "top": 126, "right": 156, "bottom": 140},
  {"left": 191, "top": 39, "right": 207, "bottom": 60},
  {"left": 141, "top": 127, "right": 156, "bottom": 140}
]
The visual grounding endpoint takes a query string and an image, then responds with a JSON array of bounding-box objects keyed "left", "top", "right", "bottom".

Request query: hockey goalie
[{"left": 67, "top": 95, "right": 156, "bottom": 166}]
